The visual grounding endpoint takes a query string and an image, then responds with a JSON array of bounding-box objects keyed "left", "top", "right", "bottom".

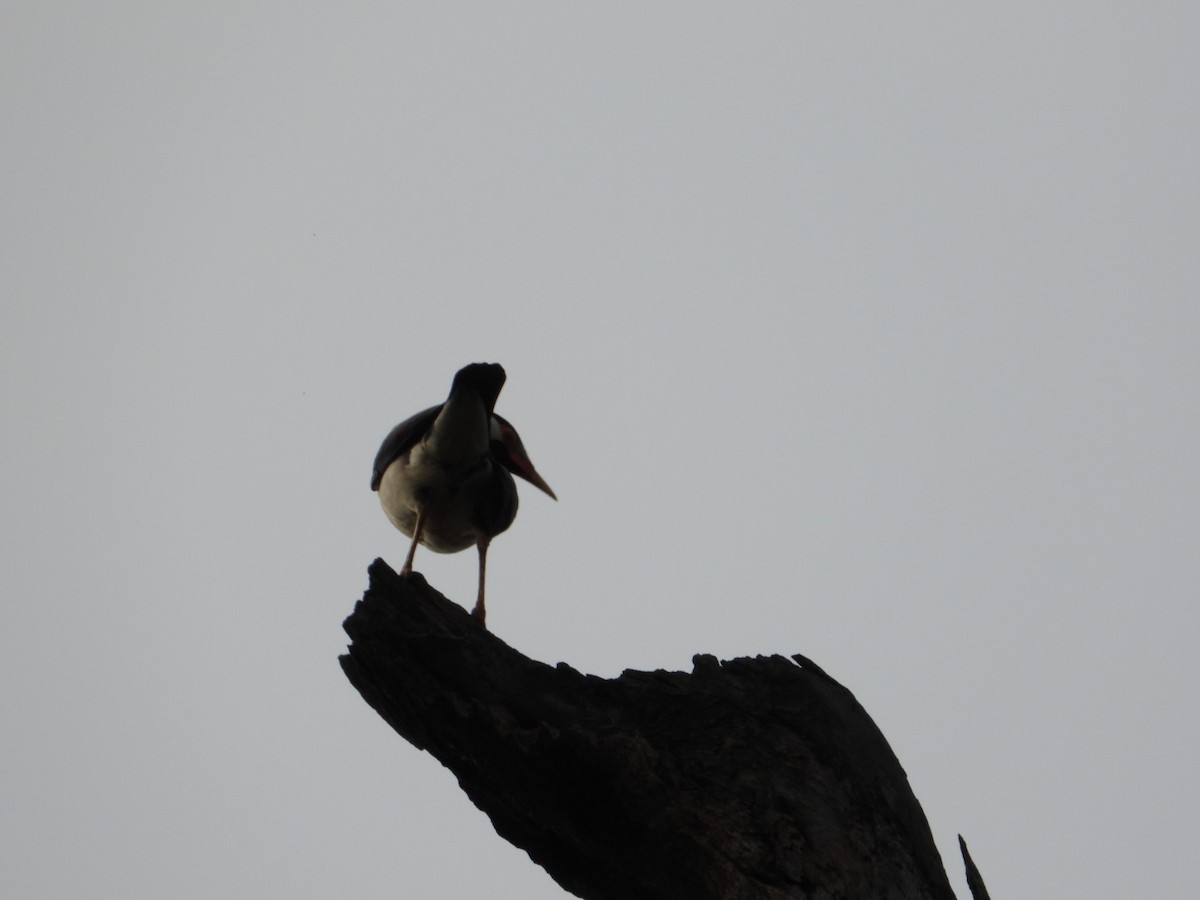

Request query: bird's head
[{"left": 490, "top": 414, "right": 557, "bottom": 500}]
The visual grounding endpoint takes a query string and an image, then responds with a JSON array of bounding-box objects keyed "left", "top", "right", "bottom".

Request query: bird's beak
[
  {"left": 491, "top": 415, "right": 557, "bottom": 500},
  {"left": 513, "top": 458, "right": 558, "bottom": 500}
]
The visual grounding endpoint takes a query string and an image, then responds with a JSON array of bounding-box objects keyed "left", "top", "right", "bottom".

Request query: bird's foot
[{"left": 470, "top": 603, "right": 487, "bottom": 629}]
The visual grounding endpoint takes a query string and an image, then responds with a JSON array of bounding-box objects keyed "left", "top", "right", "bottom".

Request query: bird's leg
[
  {"left": 471, "top": 537, "right": 490, "bottom": 627},
  {"left": 400, "top": 508, "right": 424, "bottom": 576}
]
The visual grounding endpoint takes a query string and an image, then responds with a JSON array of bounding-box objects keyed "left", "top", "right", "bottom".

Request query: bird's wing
[{"left": 370, "top": 404, "right": 442, "bottom": 491}]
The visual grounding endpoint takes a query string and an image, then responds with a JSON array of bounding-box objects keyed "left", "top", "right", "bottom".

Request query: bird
[{"left": 371, "top": 363, "right": 556, "bottom": 626}]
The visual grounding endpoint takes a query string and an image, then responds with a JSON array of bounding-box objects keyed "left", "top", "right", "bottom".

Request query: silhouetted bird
[{"left": 371, "top": 363, "right": 556, "bottom": 626}]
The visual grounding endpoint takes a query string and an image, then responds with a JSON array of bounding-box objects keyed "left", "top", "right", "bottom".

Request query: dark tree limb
[
  {"left": 340, "top": 559, "right": 975, "bottom": 900},
  {"left": 957, "top": 836, "right": 992, "bottom": 900}
]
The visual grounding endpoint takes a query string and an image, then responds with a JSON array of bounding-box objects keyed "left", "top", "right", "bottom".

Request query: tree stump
[{"left": 340, "top": 559, "right": 985, "bottom": 900}]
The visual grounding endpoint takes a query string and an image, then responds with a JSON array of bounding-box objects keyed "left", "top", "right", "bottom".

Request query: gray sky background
[{"left": 3, "top": 4, "right": 1197, "bottom": 898}]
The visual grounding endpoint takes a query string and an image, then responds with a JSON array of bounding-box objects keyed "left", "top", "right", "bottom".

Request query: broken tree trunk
[{"left": 340, "top": 559, "right": 984, "bottom": 900}]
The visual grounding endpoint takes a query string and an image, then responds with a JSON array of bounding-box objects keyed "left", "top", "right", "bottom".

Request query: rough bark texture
[{"left": 340, "top": 559, "right": 973, "bottom": 900}]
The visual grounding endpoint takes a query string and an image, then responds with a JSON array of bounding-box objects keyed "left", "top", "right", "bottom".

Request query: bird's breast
[{"left": 376, "top": 451, "right": 508, "bottom": 554}]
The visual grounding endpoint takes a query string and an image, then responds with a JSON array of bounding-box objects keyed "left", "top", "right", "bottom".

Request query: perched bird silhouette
[{"left": 371, "top": 363, "right": 556, "bottom": 626}]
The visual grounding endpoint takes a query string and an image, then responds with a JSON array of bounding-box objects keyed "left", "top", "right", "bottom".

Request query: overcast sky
[{"left": 3, "top": 4, "right": 1197, "bottom": 898}]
